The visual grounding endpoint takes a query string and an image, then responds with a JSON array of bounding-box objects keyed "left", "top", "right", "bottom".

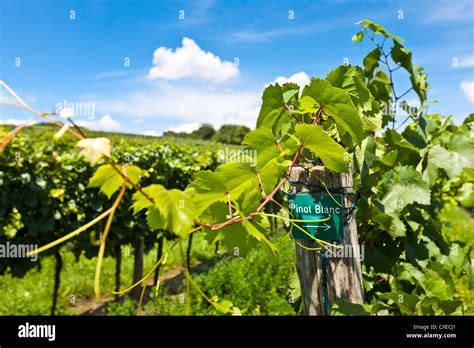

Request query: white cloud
[
  {"left": 167, "top": 122, "right": 201, "bottom": 133},
  {"left": 96, "top": 86, "right": 260, "bottom": 129},
  {"left": 232, "top": 28, "right": 298, "bottom": 43},
  {"left": 143, "top": 130, "right": 160, "bottom": 137},
  {"left": 148, "top": 38, "right": 239, "bottom": 83},
  {"left": 274, "top": 71, "right": 310, "bottom": 88},
  {"left": 94, "top": 71, "right": 315, "bottom": 134},
  {"left": 460, "top": 81, "right": 474, "bottom": 103},
  {"left": 0, "top": 118, "right": 37, "bottom": 126},
  {"left": 423, "top": 1, "right": 473, "bottom": 22},
  {"left": 231, "top": 21, "right": 339, "bottom": 43},
  {"left": 76, "top": 114, "right": 121, "bottom": 131}
]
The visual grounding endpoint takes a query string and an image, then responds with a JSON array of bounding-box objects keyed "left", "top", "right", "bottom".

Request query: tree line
[{"left": 162, "top": 124, "right": 250, "bottom": 145}]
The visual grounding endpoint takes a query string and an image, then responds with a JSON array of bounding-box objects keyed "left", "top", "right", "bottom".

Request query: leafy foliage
[
  {"left": 132, "top": 184, "right": 197, "bottom": 237},
  {"left": 89, "top": 164, "right": 142, "bottom": 199},
  {"left": 0, "top": 18, "right": 472, "bottom": 317},
  {"left": 350, "top": 20, "right": 473, "bottom": 315}
]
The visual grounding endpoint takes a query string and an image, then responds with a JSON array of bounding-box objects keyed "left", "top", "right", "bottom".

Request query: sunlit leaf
[{"left": 77, "top": 138, "right": 111, "bottom": 165}]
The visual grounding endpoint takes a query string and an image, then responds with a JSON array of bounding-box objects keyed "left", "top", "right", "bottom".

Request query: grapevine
[{"left": 1, "top": 19, "right": 472, "bottom": 315}]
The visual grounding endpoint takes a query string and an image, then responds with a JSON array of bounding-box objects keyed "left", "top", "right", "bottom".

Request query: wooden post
[
  {"left": 131, "top": 238, "right": 144, "bottom": 300},
  {"left": 289, "top": 164, "right": 364, "bottom": 315}
]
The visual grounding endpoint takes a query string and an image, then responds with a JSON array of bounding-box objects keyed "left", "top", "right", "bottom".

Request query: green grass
[
  {"left": 0, "top": 234, "right": 215, "bottom": 315},
  {"left": 0, "top": 227, "right": 298, "bottom": 316},
  {"left": 140, "top": 234, "right": 297, "bottom": 316}
]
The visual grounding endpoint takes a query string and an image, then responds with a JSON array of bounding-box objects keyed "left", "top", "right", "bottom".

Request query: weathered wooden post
[{"left": 289, "top": 164, "right": 364, "bottom": 315}]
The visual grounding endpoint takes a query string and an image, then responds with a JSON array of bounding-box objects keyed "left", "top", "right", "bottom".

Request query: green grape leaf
[
  {"left": 331, "top": 299, "right": 373, "bottom": 315},
  {"left": 384, "top": 129, "right": 419, "bottom": 154},
  {"left": 356, "top": 19, "right": 404, "bottom": 43},
  {"left": 189, "top": 163, "right": 256, "bottom": 214},
  {"left": 240, "top": 213, "right": 277, "bottom": 255},
  {"left": 427, "top": 134, "right": 473, "bottom": 179},
  {"left": 188, "top": 170, "right": 227, "bottom": 213},
  {"left": 409, "top": 65, "right": 428, "bottom": 103},
  {"left": 219, "top": 223, "right": 258, "bottom": 257},
  {"left": 259, "top": 157, "right": 291, "bottom": 195},
  {"left": 77, "top": 138, "right": 111, "bottom": 165},
  {"left": 295, "top": 124, "right": 349, "bottom": 172},
  {"left": 295, "top": 95, "right": 318, "bottom": 114},
  {"left": 155, "top": 188, "right": 197, "bottom": 236},
  {"left": 132, "top": 185, "right": 156, "bottom": 213},
  {"left": 363, "top": 48, "right": 381, "bottom": 80},
  {"left": 389, "top": 40, "right": 426, "bottom": 103},
  {"left": 239, "top": 186, "right": 263, "bottom": 215},
  {"left": 352, "top": 31, "right": 364, "bottom": 43},
  {"left": 384, "top": 129, "right": 420, "bottom": 165},
  {"left": 282, "top": 82, "right": 301, "bottom": 98},
  {"left": 327, "top": 65, "right": 369, "bottom": 101},
  {"left": 380, "top": 166, "right": 431, "bottom": 215},
  {"left": 456, "top": 183, "right": 474, "bottom": 208},
  {"left": 326, "top": 65, "right": 383, "bottom": 133},
  {"left": 405, "top": 232, "right": 430, "bottom": 264},
  {"left": 218, "top": 162, "right": 256, "bottom": 197},
  {"left": 368, "top": 69, "right": 392, "bottom": 103},
  {"left": 200, "top": 203, "right": 274, "bottom": 256},
  {"left": 200, "top": 201, "right": 229, "bottom": 225},
  {"left": 256, "top": 84, "right": 292, "bottom": 135},
  {"left": 89, "top": 164, "right": 142, "bottom": 199},
  {"left": 283, "top": 88, "right": 299, "bottom": 104},
  {"left": 302, "top": 78, "right": 364, "bottom": 145},
  {"left": 200, "top": 202, "right": 228, "bottom": 245},
  {"left": 371, "top": 208, "right": 406, "bottom": 237},
  {"left": 420, "top": 262, "right": 455, "bottom": 301},
  {"left": 390, "top": 41, "right": 412, "bottom": 71},
  {"left": 133, "top": 184, "right": 196, "bottom": 236},
  {"left": 377, "top": 291, "right": 419, "bottom": 315},
  {"left": 241, "top": 127, "right": 279, "bottom": 169},
  {"left": 147, "top": 207, "right": 164, "bottom": 230}
]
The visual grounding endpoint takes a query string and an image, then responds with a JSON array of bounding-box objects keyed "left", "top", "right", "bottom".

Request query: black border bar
[{"left": 0, "top": 315, "right": 472, "bottom": 346}]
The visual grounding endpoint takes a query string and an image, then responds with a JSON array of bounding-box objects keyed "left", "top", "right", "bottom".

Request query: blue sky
[{"left": 1, "top": 0, "right": 473, "bottom": 135}]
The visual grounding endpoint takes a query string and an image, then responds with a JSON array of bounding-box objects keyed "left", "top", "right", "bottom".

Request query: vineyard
[{"left": 0, "top": 20, "right": 473, "bottom": 317}]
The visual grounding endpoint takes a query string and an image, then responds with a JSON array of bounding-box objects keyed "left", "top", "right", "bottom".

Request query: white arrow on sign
[{"left": 303, "top": 222, "right": 331, "bottom": 231}]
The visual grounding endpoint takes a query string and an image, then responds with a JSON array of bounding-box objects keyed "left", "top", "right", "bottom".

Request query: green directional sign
[{"left": 287, "top": 193, "right": 344, "bottom": 241}]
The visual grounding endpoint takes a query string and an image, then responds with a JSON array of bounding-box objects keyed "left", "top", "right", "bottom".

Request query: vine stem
[
  {"left": 94, "top": 169, "right": 128, "bottom": 301},
  {"left": 226, "top": 193, "right": 233, "bottom": 218},
  {"left": 284, "top": 104, "right": 301, "bottom": 123},
  {"left": 208, "top": 108, "right": 323, "bottom": 231},
  {"left": 270, "top": 197, "right": 289, "bottom": 213},
  {"left": 0, "top": 80, "right": 155, "bottom": 205},
  {"left": 363, "top": 31, "right": 417, "bottom": 129},
  {"left": 1, "top": 81, "right": 313, "bottom": 235},
  {"left": 27, "top": 208, "right": 113, "bottom": 256},
  {"left": 179, "top": 239, "right": 191, "bottom": 315},
  {"left": 256, "top": 171, "right": 266, "bottom": 197}
]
